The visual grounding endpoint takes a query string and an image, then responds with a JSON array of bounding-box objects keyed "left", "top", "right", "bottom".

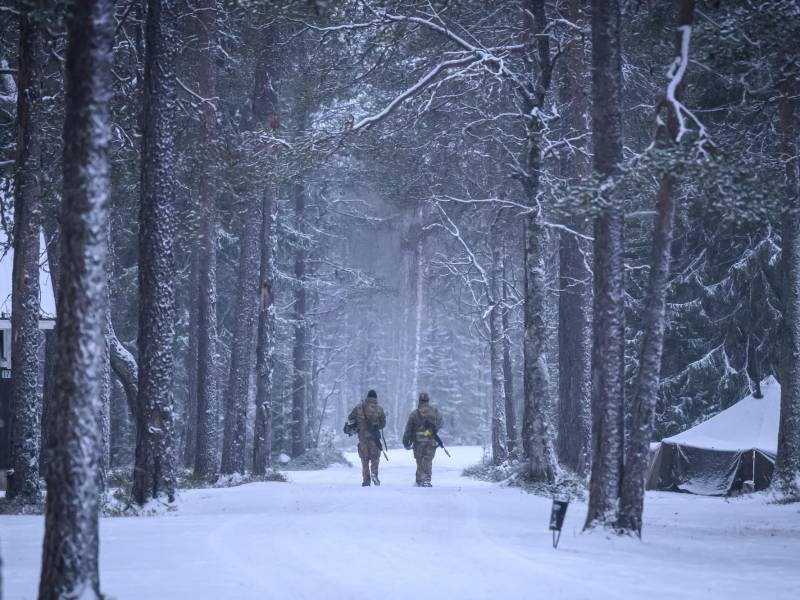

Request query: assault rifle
[
  {"left": 424, "top": 420, "right": 451, "bottom": 458},
  {"left": 370, "top": 422, "right": 389, "bottom": 461}
]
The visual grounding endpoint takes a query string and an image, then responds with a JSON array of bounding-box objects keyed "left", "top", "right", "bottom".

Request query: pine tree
[
  {"left": 7, "top": 4, "right": 43, "bottom": 504},
  {"left": 584, "top": 0, "right": 626, "bottom": 531},
  {"left": 38, "top": 0, "right": 113, "bottom": 595},
  {"left": 774, "top": 72, "right": 800, "bottom": 499},
  {"left": 133, "top": 0, "right": 179, "bottom": 505}
]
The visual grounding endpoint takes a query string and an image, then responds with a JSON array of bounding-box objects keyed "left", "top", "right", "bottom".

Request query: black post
[{"left": 549, "top": 498, "right": 569, "bottom": 548}]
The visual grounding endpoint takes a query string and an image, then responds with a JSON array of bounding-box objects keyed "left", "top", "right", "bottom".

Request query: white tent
[
  {"left": 0, "top": 228, "right": 56, "bottom": 374},
  {"left": 647, "top": 377, "right": 781, "bottom": 495},
  {"left": 0, "top": 228, "right": 56, "bottom": 324}
]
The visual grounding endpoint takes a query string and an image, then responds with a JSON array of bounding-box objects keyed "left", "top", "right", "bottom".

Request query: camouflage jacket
[
  {"left": 403, "top": 404, "right": 443, "bottom": 448},
  {"left": 348, "top": 397, "right": 386, "bottom": 445}
]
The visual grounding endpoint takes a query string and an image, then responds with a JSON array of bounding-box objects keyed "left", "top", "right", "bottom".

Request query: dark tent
[{"left": 646, "top": 377, "right": 779, "bottom": 496}]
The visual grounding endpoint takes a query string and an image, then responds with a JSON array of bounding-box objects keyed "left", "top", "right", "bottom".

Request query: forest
[{"left": 0, "top": 1, "right": 799, "bottom": 599}]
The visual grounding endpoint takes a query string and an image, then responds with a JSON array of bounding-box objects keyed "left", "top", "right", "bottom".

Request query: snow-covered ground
[{"left": 2, "top": 446, "right": 799, "bottom": 599}]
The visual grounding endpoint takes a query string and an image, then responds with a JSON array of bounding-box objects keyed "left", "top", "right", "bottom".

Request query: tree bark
[
  {"left": 584, "top": 0, "right": 626, "bottom": 531},
  {"left": 557, "top": 0, "right": 591, "bottom": 477},
  {"left": 39, "top": 218, "right": 60, "bottom": 479},
  {"left": 183, "top": 254, "right": 199, "bottom": 468},
  {"left": 107, "top": 316, "right": 138, "bottom": 419},
  {"left": 7, "top": 6, "right": 43, "bottom": 503},
  {"left": 193, "top": 0, "right": 220, "bottom": 480},
  {"left": 489, "top": 224, "right": 508, "bottom": 465},
  {"left": 220, "top": 208, "right": 259, "bottom": 475},
  {"left": 617, "top": 0, "right": 695, "bottom": 536},
  {"left": 521, "top": 0, "right": 557, "bottom": 483},
  {"left": 774, "top": 73, "right": 800, "bottom": 499},
  {"left": 291, "top": 177, "right": 309, "bottom": 458},
  {"left": 253, "top": 187, "right": 276, "bottom": 475},
  {"left": 132, "top": 0, "right": 179, "bottom": 505},
  {"left": 501, "top": 256, "right": 517, "bottom": 455},
  {"left": 38, "top": 1, "right": 113, "bottom": 595}
]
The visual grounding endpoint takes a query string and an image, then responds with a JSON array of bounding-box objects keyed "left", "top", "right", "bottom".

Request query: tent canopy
[
  {"left": 0, "top": 228, "right": 56, "bottom": 324},
  {"left": 663, "top": 376, "right": 780, "bottom": 454},
  {"left": 647, "top": 377, "right": 780, "bottom": 495}
]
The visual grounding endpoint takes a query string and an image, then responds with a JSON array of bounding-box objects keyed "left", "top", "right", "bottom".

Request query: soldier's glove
[{"left": 404, "top": 443, "right": 412, "bottom": 450}]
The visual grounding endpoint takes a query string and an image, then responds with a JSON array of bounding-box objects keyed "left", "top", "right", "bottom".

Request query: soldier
[
  {"left": 403, "top": 392, "right": 443, "bottom": 487},
  {"left": 347, "top": 390, "right": 386, "bottom": 486}
]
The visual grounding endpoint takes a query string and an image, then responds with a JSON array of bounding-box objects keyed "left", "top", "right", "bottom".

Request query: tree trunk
[
  {"left": 7, "top": 6, "right": 43, "bottom": 503},
  {"left": 519, "top": 0, "right": 557, "bottom": 483},
  {"left": 193, "top": 0, "right": 219, "bottom": 480},
  {"left": 220, "top": 209, "right": 260, "bottom": 474},
  {"left": 132, "top": 0, "right": 179, "bottom": 505},
  {"left": 501, "top": 256, "right": 517, "bottom": 455},
  {"left": 253, "top": 188, "right": 276, "bottom": 475},
  {"left": 774, "top": 73, "right": 800, "bottom": 499},
  {"left": 617, "top": 0, "right": 695, "bottom": 536},
  {"left": 489, "top": 226, "right": 508, "bottom": 465},
  {"left": 182, "top": 254, "right": 199, "bottom": 468},
  {"left": 410, "top": 204, "right": 425, "bottom": 410},
  {"left": 107, "top": 316, "right": 138, "bottom": 419},
  {"left": 584, "top": 0, "right": 626, "bottom": 531},
  {"left": 38, "top": 1, "right": 113, "bottom": 595},
  {"left": 39, "top": 217, "right": 60, "bottom": 479},
  {"left": 556, "top": 0, "right": 591, "bottom": 477},
  {"left": 291, "top": 177, "right": 309, "bottom": 458}
]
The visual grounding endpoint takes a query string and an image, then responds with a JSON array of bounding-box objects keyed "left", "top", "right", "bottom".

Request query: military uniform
[
  {"left": 348, "top": 391, "right": 386, "bottom": 486},
  {"left": 403, "top": 393, "right": 443, "bottom": 486}
]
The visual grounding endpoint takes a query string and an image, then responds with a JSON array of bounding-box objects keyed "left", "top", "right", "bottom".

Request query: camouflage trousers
[
  {"left": 358, "top": 439, "right": 381, "bottom": 483},
  {"left": 413, "top": 442, "right": 437, "bottom": 484}
]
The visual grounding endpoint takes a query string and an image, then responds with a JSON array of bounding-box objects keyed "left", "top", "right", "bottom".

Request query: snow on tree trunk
[
  {"left": 253, "top": 188, "right": 277, "bottom": 475},
  {"left": 132, "top": 0, "right": 179, "bottom": 505},
  {"left": 39, "top": 221, "right": 60, "bottom": 479},
  {"left": 107, "top": 317, "right": 138, "bottom": 419},
  {"left": 410, "top": 204, "right": 426, "bottom": 410},
  {"left": 220, "top": 207, "right": 259, "bottom": 475},
  {"left": 556, "top": 0, "right": 591, "bottom": 478},
  {"left": 489, "top": 225, "right": 508, "bottom": 465},
  {"left": 522, "top": 211, "right": 557, "bottom": 482},
  {"left": 7, "top": 7, "right": 43, "bottom": 504},
  {"left": 183, "top": 255, "right": 199, "bottom": 468},
  {"left": 291, "top": 176, "right": 309, "bottom": 458},
  {"left": 520, "top": 0, "right": 557, "bottom": 483},
  {"left": 618, "top": 0, "right": 695, "bottom": 536},
  {"left": 774, "top": 73, "right": 800, "bottom": 499},
  {"left": 38, "top": 1, "right": 113, "bottom": 596},
  {"left": 501, "top": 256, "right": 517, "bottom": 455},
  {"left": 584, "top": 0, "right": 626, "bottom": 531},
  {"left": 193, "top": 0, "right": 220, "bottom": 480}
]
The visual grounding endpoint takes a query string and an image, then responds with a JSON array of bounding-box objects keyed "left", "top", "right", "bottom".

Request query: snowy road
[{"left": 3, "top": 446, "right": 800, "bottom": 599}]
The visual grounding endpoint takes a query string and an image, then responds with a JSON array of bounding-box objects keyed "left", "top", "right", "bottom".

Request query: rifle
[
  {"left": 372, "top": 424, "right": 389, "bottom": 461},
  {"left": 380, "top": 428, "right": 389, "bottom": 461},
  {"left": 424, "top": 419, "right": 451, "bottom": 458},
  {"left": 433, "top": 431, "right": 451, "bottom": 457}
]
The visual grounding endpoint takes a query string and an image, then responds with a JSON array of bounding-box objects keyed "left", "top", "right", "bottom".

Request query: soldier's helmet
[{"left": 418, "top": 392, "right": 430, "bottom": 404}]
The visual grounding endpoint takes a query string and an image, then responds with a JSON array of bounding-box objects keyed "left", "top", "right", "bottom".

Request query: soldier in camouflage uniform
[
  {"left": 403, "top": 392, "right": 443, "bottom": 487},
  {"left": 347, "top": 390, "right": 386, "bottom": 486}
]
